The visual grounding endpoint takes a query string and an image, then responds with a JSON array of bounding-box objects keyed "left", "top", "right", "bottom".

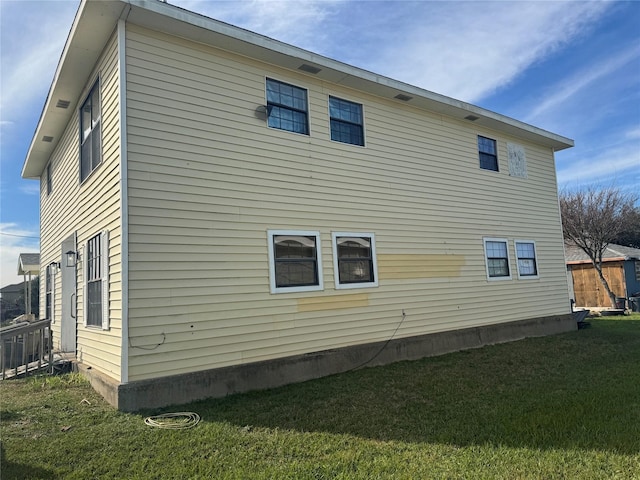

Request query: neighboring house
[
  {"left": 566, "top": 243, "right": 640, "bottom": 308},
  {"left": 22, "top": 0, "right": 575, "bottom": 411}
]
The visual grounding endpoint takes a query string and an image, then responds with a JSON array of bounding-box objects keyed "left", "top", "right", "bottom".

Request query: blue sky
[{"left": 1, "top": 0, "right": 639, "bottom": 287}]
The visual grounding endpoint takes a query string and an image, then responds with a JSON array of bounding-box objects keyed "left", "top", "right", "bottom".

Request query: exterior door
[{"left": 60, "top": 234, "right": 77, "bottom": 353}]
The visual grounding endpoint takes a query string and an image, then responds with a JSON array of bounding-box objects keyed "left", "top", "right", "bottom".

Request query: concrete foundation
[{"left": 78, "top": 313, "right": 576, "bottom": 412}]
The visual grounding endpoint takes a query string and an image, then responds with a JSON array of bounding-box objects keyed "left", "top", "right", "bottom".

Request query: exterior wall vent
[
  {"left": 42, "top": 136, "right": 54, "bottom": 143},
  {"left": 56, "top": 99, "right": 71, "bottom": 109},
  {"left": 465, "top": 115, "right": 480, "bottom": 121},
  {"left": 394, "top": 94, "right": 412, "bottom": 101},
  {"left": 298, "top": 64, "right": 321, "bottom": 74}
]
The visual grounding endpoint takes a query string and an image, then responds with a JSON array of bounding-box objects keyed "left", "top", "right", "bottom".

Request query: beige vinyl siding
[
  {"left": 39, "top": 32, "right": 122, "bottom": 381},
  {"left": 126, "top": 25, "right": 569, "bottom": 381}
]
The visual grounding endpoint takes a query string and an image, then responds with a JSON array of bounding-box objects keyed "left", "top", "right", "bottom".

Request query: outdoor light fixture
[
  {"left": 49, "top": 261, "right": 61, "bottom": 270},
  {"left": 65, "top": 250, "right": 78, "bottom": 268}
]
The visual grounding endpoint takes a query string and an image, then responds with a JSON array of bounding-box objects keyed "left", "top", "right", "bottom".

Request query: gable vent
[
  {"left": 465, "top": 115, "right": 480, "bottom": 121},
  {"left": 394, "top": 93, "right": 412, "bottom": 102},
  {"left": 298, "top": 64, "right": 321, "bottom": 74},
  {"left": 56, "top": 99, "right": 71, "bottom": 109},
  {"left": 42, "top": 136, "right": 54, "bottom": 143}
]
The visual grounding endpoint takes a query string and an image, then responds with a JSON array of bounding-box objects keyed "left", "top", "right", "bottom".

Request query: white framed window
[
  {"left": 80, "top": 78, "right": 101, "bottom": 182},
  {"left": 329, "top": 96, "right": 364, "bottom": 146},
  {"left": 267, "top": 230, "right": 323, "bottom": 294},
  {"left": 46, "top": 264, "right": 56, "bottom": 322},
  {"left": 332, "top": 232, "right": 378, "bottom": 289},
  {"left": 46, "top": 162, "right": 53, "bottom": 196},
  {"left": 483, "top": 238, "right": 511, "bottom": 280},
  {"left": 266, "top": 78, "right": 309, "bottom": 135},
  {"left": 478, "top": 135, "right": 498, "bottom": 171},
  {"left": 515, "top": 240, "right": 539, "bottom": 279},
  {"left": 84, "top": 230, "right": 109, "bottom": 329}
]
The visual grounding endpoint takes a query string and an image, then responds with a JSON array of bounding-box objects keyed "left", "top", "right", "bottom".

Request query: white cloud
[
  {"left": 0, "top": 223, "right": 40, "bottom": 289},
  {"left": 19, "top": 182, "right": 40, "bottom": 196}
]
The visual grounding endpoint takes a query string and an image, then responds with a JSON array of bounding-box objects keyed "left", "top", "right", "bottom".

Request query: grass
[{"left": 2, "top": 315, "right": 640, "bottom": 479}]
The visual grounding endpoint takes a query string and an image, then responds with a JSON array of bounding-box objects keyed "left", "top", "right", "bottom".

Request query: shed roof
[
  {"left": 22, "top": 0, "right": 574, "bottom": 179},
  {"left": 18, "top": 253, "right": 40, "bottom": 275},
  {"left": 565, "top": 243, "right": 640, "bottom": 264}
]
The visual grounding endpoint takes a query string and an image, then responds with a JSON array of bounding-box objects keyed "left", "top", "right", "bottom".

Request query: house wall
[
  {"left": 569, "top": 262, "right": 626, "bottom": 307},
  {"left": 39, "top": 31, "right": 122, "bottom": 381},
  {"left": 125, "top": 25, "right": 571, "bottom": 382},
  {"left": 624, "top": 260, "right": 640, "bottom": 297}
]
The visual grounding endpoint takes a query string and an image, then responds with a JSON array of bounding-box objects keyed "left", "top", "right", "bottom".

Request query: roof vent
[
  {"left": 394, "top": 94, "right": 412, "bottom": 102},
  {"left": 298, "top": 64, "right": 321, "bottom": 74},
  {"left": 465, "top": 115, "right": 480, "bottom": 121},
  {"left": 42, "top": 136, "right": 54, "bottom": 143},
  {"left": 56, "top": 99, "right": 71, "bottom": 109}
]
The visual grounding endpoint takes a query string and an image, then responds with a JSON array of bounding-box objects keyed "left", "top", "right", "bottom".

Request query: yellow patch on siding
[
  {"left": 377, "top": 254, "right": 465, "bottom": 279},
  {"left": 298, "top": 293, "right": 369, "bottom": 312}
]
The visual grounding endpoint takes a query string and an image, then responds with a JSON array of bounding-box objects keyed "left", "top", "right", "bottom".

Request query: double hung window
[
  {"left": 515, "top": 241, "right": 538, "bottom": 278},
  {"left": 46, "top": 163, "right": 52, "bottom": 195},
  {"left": 46, "top": 264, "right": 54, "bottom": 321},
  {"left": 268, "top": 230, "right": 323, "bottom": 293},
  {"left": 266, "top": 78, "right": 309, "bottom": 135},
  {"left": 329, "top": 96, "right": 364, "bottom": 146},
  {"left": 332, "top": 233, "right": 377, "bottom": 288},
  {"left": 85, "top": 231, "right": 109, "bottom": 329},
  {"left": 80, "top": 80, "right": 101, "bottom": 182},
  {"left": 483, "top": 238, "right": 511, "bottom": 280},
  {"left": 478, "top": 136, "right": 498, "bottom": 171}
]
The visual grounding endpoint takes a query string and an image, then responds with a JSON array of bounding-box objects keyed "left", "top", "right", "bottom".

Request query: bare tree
[{"left": 560, "top": 186, "right": 638, "bottom": 307}]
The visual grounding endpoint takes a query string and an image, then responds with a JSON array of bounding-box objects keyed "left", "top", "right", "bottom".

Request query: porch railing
[{"left": 1, "top": 319, "right": 53, "bottom": 380}]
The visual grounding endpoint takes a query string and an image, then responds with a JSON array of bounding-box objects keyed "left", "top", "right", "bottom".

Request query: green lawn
[{"left": 2, "top": 315, "right": 639, "bottom": 479}]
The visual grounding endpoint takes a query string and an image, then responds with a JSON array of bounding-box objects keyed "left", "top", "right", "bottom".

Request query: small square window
[
  {"left": 515, "top": 241, "right": 538, "bottom": 278},
  {"left": 483, "top": 238, "right": 511, "bottom": 280},
  {"left": 266, "top": 78, "right": 309, "bottom": 135},
  {"left": 332, "top": 232, "right": 378, "bottom": 289},
  {"left": 267, "top": 230, "right": 323, "bottom": 293},
  {"left": 478, "top": 136, "right": 498, "bottom": 171},
  {"left": 329, "top": 96, "right": 364, "bottom": 146},
  {"left": 80, "top": 79, "right": 101, "bottom": 182}
]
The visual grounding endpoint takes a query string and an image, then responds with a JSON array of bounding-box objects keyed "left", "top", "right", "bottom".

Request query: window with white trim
[
  {"left": 46, "top": 162, "right": 52, "bottom": 196},
  {"left": 332, "top": 232, "right": 378, "bottom": 289},
  {"left": 483, "top": 238, "right": 511, "bottom": 280},
  {"left": 515, "top": 241, "right": 538, "bottom": 278},
  {"left": 478, "top": 135, "right": 498, "bottom": 171},
  {"left": 80, "top": 79, "right": 101, "bottom": 182},
  {"left": 329, "top": 96, "right": 364, "bottom": 146},
  {"left": 46, "top": 264, "right": 55, "bottom": 321},
  {"left": 267, "top": 230, "right": 323, "bottom": 293},
  {"left": 84, "top": 231, "right": 109, "bottom": 329},
  {"left": 266, "top": 78, "right": 309, "bottom": 135}
]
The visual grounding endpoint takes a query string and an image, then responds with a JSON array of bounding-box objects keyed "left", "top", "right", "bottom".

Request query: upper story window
[
  {"left": 515, "top": 241, "right": 538, "bottom": 278},
  {"left": 332, "top": 232, "right": 378, "bottom": 289},
  {"left": 266, "top": 78, "right": 309, "bottom": 135},
  {"left": 267, "top": 230, "right": 323, "bottom": 293},
  {"left": 329, "top": 96, "right": 364, "bottom": 146},
  {"left": 80, "top": 79, "right": 101, "bottom": 182},
  {"left": 483, "top": 238, "right": 511, "bottom": 280},
  {"left": 46, "top": 162, "right": 52, "bottom": 196},
  {"left": 478, "top": 136, "right": 498, "bottom": 171}
]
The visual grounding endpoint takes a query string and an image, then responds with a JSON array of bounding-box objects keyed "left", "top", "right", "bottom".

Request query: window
[
  {"left": 483, "top": 238, "right": 511, "bottom": 280},
  {"left": 635, "top": 261, "right": 640, "bottom": 281},
  {"left": 80, "top": 79, "right": 101, "bottom": 182},
  {"left": 46, "top": 163, "right": 52, "bottom": 196},
  {"left": 46, "top": 264, "right": 55, "bottom": 321},
  {"left": 478, "top": 136, "right": 498, "bottom": 171},
  {"left": 515, "top": 241, "right": 538, "bottom": 278},
  {"left": 84, "top": 231, "right": 109, "bottom": 329},
  {"left": 332, "top": 232, "right": 378, "bottom": 289},
  {"left": 266, "top": 78, "right": 309, "bottom": 135},
  {"left": 267, "top": 230, "right": 323, "bottom": 293},
  {"left": 329, "top": 96, "right": 364, "bottom": 146}
]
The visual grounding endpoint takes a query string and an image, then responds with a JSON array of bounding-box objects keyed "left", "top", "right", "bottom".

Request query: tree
[
  {"left": 613, "top": 206, "right": 640, "bottom": 248},
  {"left": 560, "top": 186, "right": 638, "bottom": 307}
]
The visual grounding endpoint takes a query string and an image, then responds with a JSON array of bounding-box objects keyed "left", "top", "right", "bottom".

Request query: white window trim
[
  {"left": 483, "top": 237, "right": 512, "bottom": 281},
  {"left": 267, "top": 230, "right": 323, "bottom": 294},
  {"left": 46, "top": 264, "right": 56, "bottom": 323},
  {"left": 327, "top": 95, "right": 366, "bottom": 148},
  {"left": 84, "top": 230, "right": 109, "bottom": 330},
  {"left": 331, "top": 232, "right": 378, "bottom": 289},
  {"left": 514, "top": 240, "right": 539, "bottom": 279},
  {"left": 264, "top": 76, "right": 311, "bottom": 137}
]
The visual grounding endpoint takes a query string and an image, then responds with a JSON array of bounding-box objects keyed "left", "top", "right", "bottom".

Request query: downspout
[{"left": 118, "top": 16, "right": 130, "bottom": 384}]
